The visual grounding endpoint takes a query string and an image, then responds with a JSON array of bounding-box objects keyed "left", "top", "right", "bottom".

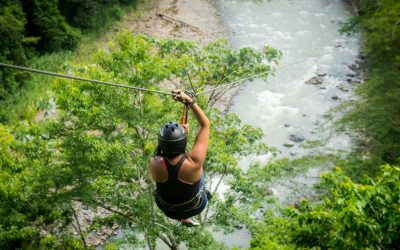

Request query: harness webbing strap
[{"left": 158, "top": 190, "right": 202, "bottom": 207}]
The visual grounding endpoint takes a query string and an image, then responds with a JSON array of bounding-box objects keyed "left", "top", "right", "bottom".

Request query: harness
[
  {"left": 155, "top": 154, "right": 204, "bottom": 212},
  {"left": 157, "top": 187, "right": 204, "bottom": 212}
]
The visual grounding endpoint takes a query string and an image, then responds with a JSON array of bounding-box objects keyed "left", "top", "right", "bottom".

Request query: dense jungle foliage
[
  {"left": 340, "top": 0, "right": 400, "bottom": 176},
  {"left": 0, "top": 0, "right": 140, "bottom": 107},
  {"left": 250, "top": 165, "right": 400, "bottom": 249},
  {"left": 0, "top": 32, "right": 281, "bottom": 249},
  {"left": 1, "top": 0, "right": 399, "bottom": 249}
]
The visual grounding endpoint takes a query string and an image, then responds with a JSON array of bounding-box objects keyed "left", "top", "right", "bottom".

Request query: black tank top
[{"left": 156, "top": 154, "right": 201, "bottom": 204}]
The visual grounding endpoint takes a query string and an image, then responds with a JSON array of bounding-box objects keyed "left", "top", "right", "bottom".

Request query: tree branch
[
  {"left": 70, "top": 204, "right": 88, "bottom": 249},
  {"left": 186, "top": 73, "right": 196, "bottom": 93},
  {"left": 97, "top": 203, "right": 136, "bottom": 221},
  {"left": 204, "top": 166, "right": 228, "bottom": 220},
  {"left": 158, "top": 234, "right": 173, "bottom": 249}
]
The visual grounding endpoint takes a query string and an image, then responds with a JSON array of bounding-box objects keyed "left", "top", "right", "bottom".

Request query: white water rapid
[{"left": 212, "top": 0, "right": 360, "bottom": 248}]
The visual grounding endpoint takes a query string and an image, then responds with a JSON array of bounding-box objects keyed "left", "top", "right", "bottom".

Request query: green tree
[
  {"left": 22, "top": 0, "right": 80, "bottom": 52},
  {"left": 0, "top": 32, "right": 280, "bottom": 249},
  {"left": 341, "top": 0, "right": 400, "bottom": 171},
  {"left": 250, "top": 165, "right": 400, "bottom": 250},
  {"left": 59, "top": 0, "right": 139, "bottom": 31},
  {"left": 0, "top": 122, "right": 84, "bottom": 249},
  {"left": 0, "top": 1, "right": 37, "bottom": 100}
]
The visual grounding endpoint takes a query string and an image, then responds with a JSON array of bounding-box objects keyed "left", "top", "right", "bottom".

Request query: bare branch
[
  {"left": 70, "top": 204, "right": 88, "bottom": 249},
  {"left": 158, "top": 234, "right": 173, "bottom": 249}
]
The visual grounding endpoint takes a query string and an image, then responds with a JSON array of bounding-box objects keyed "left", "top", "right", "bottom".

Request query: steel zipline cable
[
  {"left": 0, "top": 58, "right": 310, "bottom": 97},
  {"left": 195, "top": 57, "right": 310, "bottom": 95},
  {"left": 0, "top": 63, "right": 174, "bottom": 96}
]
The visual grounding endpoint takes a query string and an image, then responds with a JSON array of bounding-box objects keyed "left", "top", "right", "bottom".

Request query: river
[
  {"left": 212, "top": 0, "right": 360, "bottom": 248},
  {"left": 103, "top": 0, "right": 360, "bottom": 248}
]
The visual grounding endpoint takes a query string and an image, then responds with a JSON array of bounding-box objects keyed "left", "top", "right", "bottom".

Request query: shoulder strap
[
  {"left": 176, "top": 154, "right": 187, "bottom": 168},
  {"left": 164, "top": 154, "right": 186, "bottom": 179},
  {"left": 161, "top": 158, "right": 168, "bottom": 173}
]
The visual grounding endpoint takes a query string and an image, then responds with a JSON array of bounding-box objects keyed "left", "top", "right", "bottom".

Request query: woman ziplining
[
  {"left": 0, "top": 60, "right": 309, "bottom": 226},
  {"left": 149, "top": 89, "right": 212, "bottom": 226}
]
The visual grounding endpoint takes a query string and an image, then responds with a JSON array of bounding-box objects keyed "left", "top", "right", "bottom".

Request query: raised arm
[{"left": 172, "top": 90, "right": 210, "bottom": 168}]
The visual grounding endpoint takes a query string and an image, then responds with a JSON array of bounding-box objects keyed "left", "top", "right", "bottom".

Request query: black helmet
[{"left": 158, "top": 122, "right": 187, "bottom": 158}]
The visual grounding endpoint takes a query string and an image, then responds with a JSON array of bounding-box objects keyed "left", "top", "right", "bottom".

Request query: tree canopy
[
  {"left": 341, "top": 0, "right": 400, "bottom": 171},
  {"left": 250, "top": 165, "right": 400, "bottom": 250},
  {"left": 0, "top": 0, "right": 139, "bottom": 103},
  {"left": 0, "top": 32, "right": 281, "bottom": 249},
  {"left": 1, "top": 0, "right": 400, "bottom": 248}
]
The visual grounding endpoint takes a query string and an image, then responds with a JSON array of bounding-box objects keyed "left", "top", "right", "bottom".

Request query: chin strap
[{"left": 179, "top": 90, "right": 195, "bottom": 125}]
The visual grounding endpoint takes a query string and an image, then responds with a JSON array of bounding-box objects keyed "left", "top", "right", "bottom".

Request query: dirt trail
[
  {"left": 127, "top": 0, "right": 228, "bottom": 46},
  {"left": 121, "top": 0, "right": 235, "bottom": 111}
]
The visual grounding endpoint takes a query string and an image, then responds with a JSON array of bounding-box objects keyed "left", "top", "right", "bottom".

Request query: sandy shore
[
  {"left": 124, "top": 0, "right": 238, "bottom": 112},
  {"left": 128, "top": 0, "right": 228, "bottom": 46}
]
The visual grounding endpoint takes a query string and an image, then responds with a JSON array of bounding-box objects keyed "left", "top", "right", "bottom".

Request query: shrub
[
  {"left": 250, "top": 165, "right": 400, "bottom": 250},
  {"left": 22, "top": 0, "right": 80, "bottom": 52},
  {"left": 0, "top": 2, "right": 28, "bottom": 100}
]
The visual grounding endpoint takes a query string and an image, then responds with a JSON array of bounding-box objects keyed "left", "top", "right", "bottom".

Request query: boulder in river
[
  {"left": 289, "top": 134, "right": 305, "bottom": 142},
  {"left": 336, "top": 84, "right": 349, "bottom": 92},
  {"left": 331, "top": 95, "right": 339, "bottom": 100},
  {"left": 283, "top": 141, "right": 295, "bottom": 147},
  {"left": 348, "top": 63, "right": 359, "bottom": 71},
  {"left": 348, "top": 78, "right": 363, "bottom": 84},
  {"left": 305, "top": 76, "right": 323, "bottom": 85}
]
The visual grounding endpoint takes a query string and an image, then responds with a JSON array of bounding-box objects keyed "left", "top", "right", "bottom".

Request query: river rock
[
  {"left": 316, "top": 72, "right": 327, "bottom": 77},
  {"left": 336, "top": 84, "right": 349, "bottom": 92},
  {"left": 305, "top": 76, "right": 323, "bottom": 85},
  {"left": 234, "top": 225, "right": 244, "bottom": 229},
  {"left": 289, "top": 134, "right": 305, "bottom": 142},
  {"left": 265, "top": 188, "right": 273, "bottom": 195},
  {"left": 352, "top": 78, "right": 363, "bottom": 84},
  {"left": 283, "top": 141, "right": 295, "bottom": 147},
  {"left": 284, "top": 123, "right": 290, "bottom": 128},
  {"left": 331, "top": 95, "right": 339, "bottom": 100},
  {"left": 348, "top": 63, "right": 359, "bottom": 71},
  {"left": 357, "top": 54, "right": 366, "bottom": 60}
]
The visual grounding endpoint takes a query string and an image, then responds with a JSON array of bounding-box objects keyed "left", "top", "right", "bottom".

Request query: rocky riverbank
[{"left": 128, "top": 0, "right": 228, "bottom": 46}]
